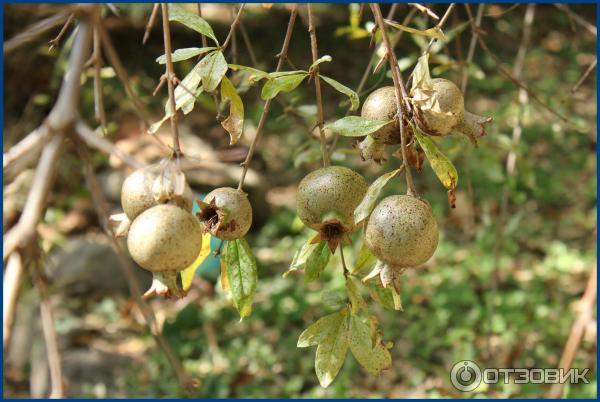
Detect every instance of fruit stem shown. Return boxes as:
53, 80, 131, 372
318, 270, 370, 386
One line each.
339, 245, 349, 278
371, 4, 417, 196
237, 5, 298, 191
161, 4, 181, 156
307, 4, 330, 168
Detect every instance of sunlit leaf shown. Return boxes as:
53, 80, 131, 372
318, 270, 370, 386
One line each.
284, 240, 319, 277
228, 64, 270, 84
260, 73, 307, 100
320, 75, 360, 111
354, 168, 401, 224
298, 309, 346, 348
198, 50, 228, 92
349, 315, 392, 376
304, 241, 331, 283
180, 232, 212, 291
220, 76, 244, 145
384, 19, 446, 40
267, 70, 307, 78
411, 122, 458, 190
156, 47, 216, 64
366, 280, 398, 310
168, 4, 218, 45
410, 54, 433, 95
346, 277, 368, 315
324, 116, 392, 137
352, 242, 377, 276
310, 55, 332, 70
223, 238, 257, 319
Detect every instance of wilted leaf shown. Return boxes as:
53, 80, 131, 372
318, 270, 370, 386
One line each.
320, 75, 360, 111
352, 242, 377, 276
309, 55, 332, 70
220, 259, 230, 292
223, 238, 257, 319
267, 70, 307, 78
410, 54, 433, 94
354, 168, 401, 224
412, 123, 458, 190
228, 64, 270, 84
168, 4, 218, 45
384, 19, 446, 40
304, 241, 331, 283
198, 50, 228, 92
156, 47, 216, 64
298, 309, 347, 348
314, 308, 350, 388
220, 76, 244, 145
349, 315, 392, 376
346, 277, 368, 314
260, 73, 307, 100
180, 232, 212, 291
324, 116, 392, 137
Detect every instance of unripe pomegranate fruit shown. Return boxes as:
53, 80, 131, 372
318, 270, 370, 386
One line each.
197, 187, 252, 240
361, 86, 400, 145
365, 195, 438, 268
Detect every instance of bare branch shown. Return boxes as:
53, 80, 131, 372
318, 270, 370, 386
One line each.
4, 9, 72, 55
76, 121, 144, 169
143, 3, 160, 45
3, 125, 51, 182
161, 4, 181, 155
92, 21, 107, 132
307, 4, 330, 167
3, 252, 24, 353
423, 3, 455, 55
461, 4, 485, 93
238, 19, 258, 67
555, 4, 597, 37
408, 3, 439, 21
221, 4, 246, 51
564, 58, 597, 101
48, 12, 75, 51
371, 3, 416, 196
237, 5, 298, 191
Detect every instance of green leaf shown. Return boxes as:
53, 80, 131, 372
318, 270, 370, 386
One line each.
220, 76, 244, 145
198, 50, 228, 92
228, 64, 270, 84
260, 73, 307, 100
156, 47, 216, 64
411, 122, 458, 190
352, 242, 377, 276
223, 238, 257, 319
180, 233, 212, 291
384, 19, 446, 40
304, 241, 331, 283
354, 168, 401, 224
309, 55, 332, 70
168, 4, 218, 45
315, 308, 350, 388
349, 315, 392, 376
297, 309, 346, 347
366, 280, 398, 311
324, 116, 392, 137
346, 277, 368, 315
320, 75, 359, 111
284, 241, 319, 277
267, 70, 307, 78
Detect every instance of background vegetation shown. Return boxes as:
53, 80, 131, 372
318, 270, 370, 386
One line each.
3, 3, 597, 398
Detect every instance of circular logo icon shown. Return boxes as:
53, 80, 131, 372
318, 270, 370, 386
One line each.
450, 360, 482, 392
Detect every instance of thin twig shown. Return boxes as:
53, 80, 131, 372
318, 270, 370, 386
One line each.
222, 4, 246, 51
230, 5, 239, 65
48, 12, 75, 51
547, 266, 597, 398
307, 4, 330, 167
484, 4, 520, 18
3, 252, 24, 353
32, 257, 65, 398
76, 121, 144, 169
3, 125, 51, 182
161, 4, 181, 155
564, 58, 597, 101
4, 9, 72, 55
408, 3, 439, 20
238, 19, 258, 67
76, 140, 196, 394
92, 21, 107, 132
461, 4, 485, 93
423, 3, 455, 55
143, 3, 160, 45
237, 5, 298, 190
555, 4, 597, 36
339, 246, 349, 278
371, 3, 416, 196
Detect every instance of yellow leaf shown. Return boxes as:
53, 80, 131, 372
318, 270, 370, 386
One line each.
384, 19, 446, 41
180, 232, 212, 291
220, 258, 230, 292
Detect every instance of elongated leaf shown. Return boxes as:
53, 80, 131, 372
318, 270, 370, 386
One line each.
346, 277, 368, 314
384, 19, 446, 40
156, 47, 216, 64
325, 116, 392, 137
310, 55, 332, 70
304, 241, 331, 283
410, 54, 433, 94
298, 309, 346, 347
180, 232, 213, 291
352, 242, 377, 275
228, 64, 269, 84
354, 168, 401, 224
315, 308, 350, 388
412, 123, 458, 190
320, 75, 360, 111
366, 280, 398, 311
199, 50, 228, 92
223, 238, 257, 319
168, 4, 218, 45
284, 241, 319, 277
349, 315, 392, 376
220, 76, 244, 145
260, 73, 307, 100
267, 70, 307, 79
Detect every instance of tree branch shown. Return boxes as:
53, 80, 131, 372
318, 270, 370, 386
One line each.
161, 4, 181, 155
76, 121, 144, 169
4, 9, 72, 55
237, 5, 298, 190
461, 4, 485, 93
3, 252, 24, 353
142, 3, 160, 45
221, 4, 246, 51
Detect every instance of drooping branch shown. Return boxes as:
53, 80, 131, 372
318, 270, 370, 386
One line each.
237, 5, 299, 191
307, 4, 330, 167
